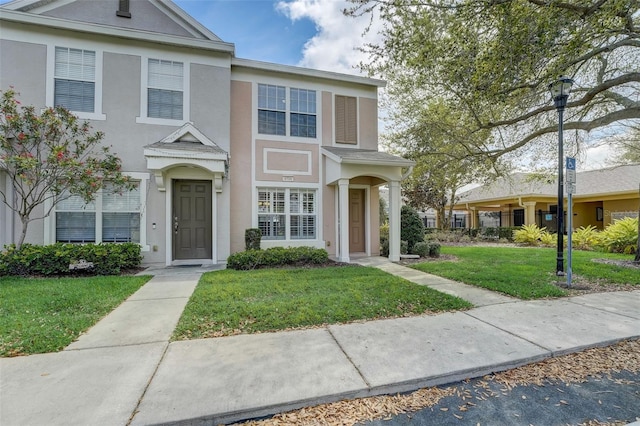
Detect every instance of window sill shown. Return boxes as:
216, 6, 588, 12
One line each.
256, 133, 319, 144
261, 239, 325, 249
136, 116, 188, 126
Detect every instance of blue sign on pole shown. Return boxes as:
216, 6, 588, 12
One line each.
566, 157, 576, 170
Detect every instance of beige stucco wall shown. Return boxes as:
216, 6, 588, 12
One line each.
229, 80, 253, 254
322, 182, 336, 257
255, 140, 319, 183
322, 91, 333, 147
358, 97, 378, 150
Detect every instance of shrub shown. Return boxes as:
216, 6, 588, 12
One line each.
380, 223, 390, 257
428, 242, 441, 257
412, 241, 430, 257
401, 206, 425, 253
513, 224, 546, 246
571, 225, 600, 250
226, 246, 329, 270
539, 232, 556, 247
400, 240, 409, 255
0, 243, 142, 276
380, 239, 390, 257
245, 228, 262, 251
599, 217, 638, 254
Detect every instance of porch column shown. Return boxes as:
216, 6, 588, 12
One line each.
338, 179, 350, 263
469, 207, 477, 229
523, 201, 537, 225
388, 180, 401, 262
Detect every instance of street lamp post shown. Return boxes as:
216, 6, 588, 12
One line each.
548, 76, 574, 276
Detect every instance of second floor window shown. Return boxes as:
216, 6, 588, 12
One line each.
335, 95, 357, 144
258, 84, 316, 138
148, 59, 183, 120
54, 47, 95, 113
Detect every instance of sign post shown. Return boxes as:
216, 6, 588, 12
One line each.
565, 157, 576, 287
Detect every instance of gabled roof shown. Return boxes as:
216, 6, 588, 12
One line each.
457, 164, 640, 204
0, 0, 235, 54
145, 123, 228, 157
322, 147, 414, 167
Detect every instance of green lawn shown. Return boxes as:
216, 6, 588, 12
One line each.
0, 275, 150, 356
411, 246, 639, 299
173, 265, 471, 340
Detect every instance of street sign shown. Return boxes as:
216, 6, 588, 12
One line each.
566, 157, 576, 184
566, 182, 576, 194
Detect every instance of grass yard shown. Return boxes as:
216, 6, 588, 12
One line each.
173, 265, 471, 340
412, 246, 639, 299
0, 275, 150, 357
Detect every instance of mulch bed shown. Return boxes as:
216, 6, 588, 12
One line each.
238, 340, 640, 426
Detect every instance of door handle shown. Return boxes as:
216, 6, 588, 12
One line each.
174, 216, 179, 234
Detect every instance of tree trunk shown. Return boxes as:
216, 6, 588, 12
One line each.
16, 216, 28, 250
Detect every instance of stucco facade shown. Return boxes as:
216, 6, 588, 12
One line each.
0, 0, 413, 265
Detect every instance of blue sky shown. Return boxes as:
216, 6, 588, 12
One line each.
174, 0, 318, 66
0, 0, 377, 74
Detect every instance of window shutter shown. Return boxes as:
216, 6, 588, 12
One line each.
335, 95, 357, 144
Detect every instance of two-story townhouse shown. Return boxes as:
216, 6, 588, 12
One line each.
0, 0, 413, 266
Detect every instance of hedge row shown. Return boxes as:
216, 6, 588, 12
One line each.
0, 243, 142, 276
227, 246, 329, 270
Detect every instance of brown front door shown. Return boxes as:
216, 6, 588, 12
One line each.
349, 188, 366, 253
173, 180, 212, 260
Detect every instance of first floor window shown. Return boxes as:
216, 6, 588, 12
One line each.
56, 182, 141, 243
257, 188, 317, 240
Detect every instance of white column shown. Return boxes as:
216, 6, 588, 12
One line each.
338, 179, 350, 263
388, 180, 401, 262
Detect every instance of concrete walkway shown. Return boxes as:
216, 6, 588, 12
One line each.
1, 260, 639, 426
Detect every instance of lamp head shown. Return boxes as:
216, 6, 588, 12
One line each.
548, 76, 574, 100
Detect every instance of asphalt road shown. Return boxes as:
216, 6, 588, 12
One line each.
365, 370, 640, 426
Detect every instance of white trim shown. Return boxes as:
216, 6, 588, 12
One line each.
263, 148, 312, 176
233, 58, 385, 88
46, 43, 106, 120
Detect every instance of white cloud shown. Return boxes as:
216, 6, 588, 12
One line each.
276, 0, 382, 75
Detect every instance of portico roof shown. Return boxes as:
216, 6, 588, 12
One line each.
321, 147, 414, 186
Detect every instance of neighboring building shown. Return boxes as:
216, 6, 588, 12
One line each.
451, 164, 640, 231
0, 0, 414, 264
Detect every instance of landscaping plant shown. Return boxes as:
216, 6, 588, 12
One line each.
599, 217, 639, 255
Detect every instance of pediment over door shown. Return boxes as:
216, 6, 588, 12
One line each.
144, 123, 228, 191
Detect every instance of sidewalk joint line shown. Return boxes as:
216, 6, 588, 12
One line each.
127, 342, 171, 426
462, 311, 553, 354
327, 327, 372, 388
565, 298, 640, 320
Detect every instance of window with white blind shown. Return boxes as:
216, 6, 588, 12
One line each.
56, 183, 141, 243
257, 188, 316, 240
147, 59, 183, 120
258, 84, 316, 138
54, 47, 96, 113
335, 95, 357, 144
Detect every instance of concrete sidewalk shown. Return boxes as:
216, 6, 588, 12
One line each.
1, 261, 639, 426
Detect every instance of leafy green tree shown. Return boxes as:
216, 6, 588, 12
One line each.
0, 89, 133, 248
388, 99, 496, 229
400, 205, 425, 253
346, 0, 639, 162
379, 196, 389, 224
